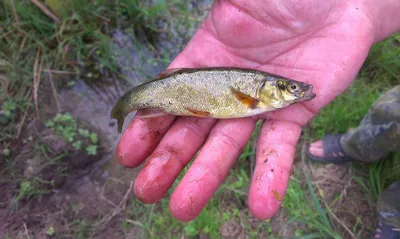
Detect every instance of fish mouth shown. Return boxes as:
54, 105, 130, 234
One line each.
302, 85, 316, 101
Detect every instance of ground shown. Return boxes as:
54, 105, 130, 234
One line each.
0, 1, 399, 239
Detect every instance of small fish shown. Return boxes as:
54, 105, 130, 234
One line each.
111, 67, 316, 133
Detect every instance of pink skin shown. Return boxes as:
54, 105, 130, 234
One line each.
116, 0, 386, 221
308, 140, 325, 158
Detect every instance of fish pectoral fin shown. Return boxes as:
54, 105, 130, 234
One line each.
230, 87, 260, 109
135, 108, 169, 119
155, 68, 187, 80
185, 107, 212, 117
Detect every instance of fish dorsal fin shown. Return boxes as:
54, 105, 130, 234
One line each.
230, 87, 260, 109
154, 68, 186, 80
185, 107, 212, 117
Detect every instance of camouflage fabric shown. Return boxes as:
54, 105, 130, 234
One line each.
341, 84, 400, 162
340, 85, 400, 229
377, 180, 400, 229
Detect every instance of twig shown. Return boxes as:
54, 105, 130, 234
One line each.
33, 48, 43, 118
61, 43, 70, 62
16, 107, 29, 139
29, 0, 60, 23
95, 180, 134, 228
23, 222, 30, 239
125, 219, 147, 229
100, 178, 119, 208
19, 36, 27, 53
336, 170, 353, 206
33, 48, 40, 118
91, 12, 111, 23
10, 0, 20, 26
43, 69, 78, 75
48, 72, 61, 113
326, 204, 357, 239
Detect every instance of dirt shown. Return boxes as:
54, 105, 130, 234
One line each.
242, 144, 377, 239
310, 162, 376, 238
0, 30, 145, 238
0, 113, 139, 238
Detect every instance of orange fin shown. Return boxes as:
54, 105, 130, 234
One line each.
230, 87, 259, 109
155, 68, 186, 80
136, 108, 169, 119
185, 107, 212, 117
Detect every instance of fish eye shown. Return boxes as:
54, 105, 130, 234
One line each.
287, 82, 299, 93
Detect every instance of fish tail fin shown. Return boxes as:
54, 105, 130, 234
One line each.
110, 100, 129, 134
116, 114, 124, 134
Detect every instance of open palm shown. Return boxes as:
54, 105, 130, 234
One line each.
116, 0, 375, 221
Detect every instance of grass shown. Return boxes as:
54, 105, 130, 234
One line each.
0, 0, 197, 151
1, 0, 400, 238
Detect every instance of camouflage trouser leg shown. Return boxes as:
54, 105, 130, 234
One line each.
340, 84, 400, 162
377, 180, 400, 229
340, 85, 400, 228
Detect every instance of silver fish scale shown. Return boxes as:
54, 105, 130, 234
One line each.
131, 69, 268, 118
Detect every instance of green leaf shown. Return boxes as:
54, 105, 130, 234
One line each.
2, 100, 17, 111
90, 133, 98, 144
72, 140, 82, 150
47, 226, 55, 236
184, 223, 197, 236
86, 145, 97, 155
78, 129, 90, 138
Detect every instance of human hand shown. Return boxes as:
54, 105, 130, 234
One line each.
115, 0, 395, 221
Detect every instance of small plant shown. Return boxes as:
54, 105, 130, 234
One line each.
1, 99, 17, 119
14, 180, 48, 202
45, 113, 99, 155
47, 226, 55, 236
0, 99, 18, 125
45, 113, 77, 143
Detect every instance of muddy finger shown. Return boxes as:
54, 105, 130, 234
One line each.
133, 117, 217, 203
116, 113, 176, 168
248, 120, 301, 220
169, 118, 255, 222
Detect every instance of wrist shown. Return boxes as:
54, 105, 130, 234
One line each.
361, 0, 400, 43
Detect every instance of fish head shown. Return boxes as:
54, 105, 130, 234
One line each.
258, 78, 316, 108
276, 79, 316, 104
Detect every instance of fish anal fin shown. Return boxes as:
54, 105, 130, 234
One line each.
185, 107, 212, 117
230, 87, 260, 109
136, 108, 169, 119
155, 68, 186, 80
